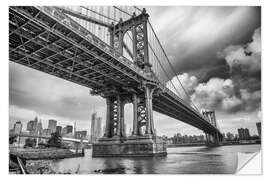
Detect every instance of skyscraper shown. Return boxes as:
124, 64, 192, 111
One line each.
13, 121, 22, 134
66, 125, 73, 134
238, 128, 251, 140
61, 125, 73, 137
27, 116, 38, 134
90, 112, 102, 142
256, 122, 261, 138
48, 119, 57, 133
37, 120, 43, 133
74, 120, 77, 136
56, 126, 62, 134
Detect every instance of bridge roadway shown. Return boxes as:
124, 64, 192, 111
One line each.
10, 132, 89, 143
9, 6, 222, 137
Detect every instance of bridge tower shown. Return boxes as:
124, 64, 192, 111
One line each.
202, 110, 223, 146
92, 8, 166, 157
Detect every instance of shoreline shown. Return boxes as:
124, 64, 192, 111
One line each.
167, 142, 261, 148
9, 147, 84, 161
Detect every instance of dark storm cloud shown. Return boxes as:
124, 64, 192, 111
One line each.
148, 6, 261, 80
168, 27, 261, 114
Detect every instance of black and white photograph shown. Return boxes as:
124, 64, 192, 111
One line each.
7, 2, 263, 175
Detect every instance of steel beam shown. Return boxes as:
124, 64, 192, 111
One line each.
58, 7, 113, 28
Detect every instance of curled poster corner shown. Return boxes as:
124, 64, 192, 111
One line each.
236, 150, 262, 175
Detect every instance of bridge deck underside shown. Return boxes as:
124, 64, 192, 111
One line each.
9, 6, 222, 137
153, 93, 220, 135
9, 6, 147, 92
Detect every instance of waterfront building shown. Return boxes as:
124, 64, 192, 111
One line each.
56, 126, 62, 134
62, 132, 73, 138
90, 112, 102, 143
256, 122, 261, 138
62, 125, 73, 135
12, 121, 22, 134
42, 128, 52, 136
66, 125, 73, 134
75, 130, 87, 139
62, 126, 67, 135
238, 128, 251, 140
48, 119, 57, 133
172, 133, 205, 144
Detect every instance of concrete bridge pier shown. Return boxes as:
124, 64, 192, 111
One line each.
92, 84, 167, 157
205, 132, 222, 146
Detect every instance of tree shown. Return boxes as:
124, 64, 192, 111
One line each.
9, 135, 17, 144
47, 132, 63, 148
24, 138, 36, 148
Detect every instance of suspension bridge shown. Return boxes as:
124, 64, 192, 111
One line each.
9, 6, 223, 156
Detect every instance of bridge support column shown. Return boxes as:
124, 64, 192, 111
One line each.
92, 90, 166, 157
145, 84, 155, 135
120, 97, 126, 137
205, 132, 222, 146
132, 93, 138, 135
104, 97, 111, 138
116, 95, 122, 137
92, 8, 166, 157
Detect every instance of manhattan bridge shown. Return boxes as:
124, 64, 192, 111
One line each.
9, 6, 223, 156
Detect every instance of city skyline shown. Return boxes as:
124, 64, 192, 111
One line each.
9, 115, 94, 136
10, 115, 261, 139
9, 6, 261, 137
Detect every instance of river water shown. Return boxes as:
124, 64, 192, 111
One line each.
51, 144, 261, 174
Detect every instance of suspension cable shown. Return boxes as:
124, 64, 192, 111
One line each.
70, 6, 199, 111
133, 6, 199, 111
116, 6, 186, 101
147, 21, 200, 112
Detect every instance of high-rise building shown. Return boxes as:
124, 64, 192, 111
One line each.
90, 112, 102, 142
62, 126, 67, 135
75, 130, 87, 139
37, 120, 43, 133
56, 126, 62, 134
26, 121, 33, 131
256, 122, 261, 138
61, 125, 73, 137
27, 116, 38, 134
238, 128, 251, 140
73, 121, 77, 136
13, 121, 22, 134
66, 125, 73, 134
48, 119, 57, 133
42, 128, 52, 136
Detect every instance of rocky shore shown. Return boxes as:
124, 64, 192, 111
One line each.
9, 147, 84, 174
9, 147, 84, 160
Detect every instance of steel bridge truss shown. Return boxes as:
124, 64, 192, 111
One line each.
9, 6, 223, 144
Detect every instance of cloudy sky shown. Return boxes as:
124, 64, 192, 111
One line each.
9, 6, 261, 137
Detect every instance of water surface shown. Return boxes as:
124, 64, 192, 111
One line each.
51, 144, 261, 174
